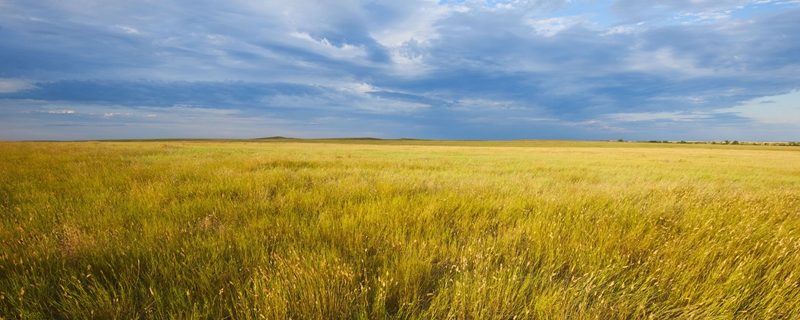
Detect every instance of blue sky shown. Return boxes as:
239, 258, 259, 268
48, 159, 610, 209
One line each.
1, 0, 798, 140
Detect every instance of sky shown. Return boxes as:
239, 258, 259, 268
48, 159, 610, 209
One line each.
1, 0, 799, 141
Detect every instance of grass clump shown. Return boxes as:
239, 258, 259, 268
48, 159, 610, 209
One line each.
1, 140, 799, 318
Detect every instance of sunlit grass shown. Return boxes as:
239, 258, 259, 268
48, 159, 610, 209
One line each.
1, 140, 799, 318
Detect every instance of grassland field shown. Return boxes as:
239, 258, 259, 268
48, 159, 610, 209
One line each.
1, 139, 799, 319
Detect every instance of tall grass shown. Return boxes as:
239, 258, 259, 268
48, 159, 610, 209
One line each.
1, 140, 799, 318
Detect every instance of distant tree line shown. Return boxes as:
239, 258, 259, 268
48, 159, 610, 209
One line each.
614, 140, 799, 146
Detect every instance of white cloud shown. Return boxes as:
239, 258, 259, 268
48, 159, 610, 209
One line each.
114, 25, 141, 34
606, 111, 713, 122
354, 98, 429, 113
525, 16, 587, 36
559, 119, 627, 132
454, 99, 530, 111
515, 117, 558, 121
370, 2, 461, 46
103, 112, 133, 118
0, 79, 35, 93
715, 90, 800, 125
339, 82, 378, 94
676, 10, 732, 24
289, 32, 368, 59
626, 48, 714, 77
366, 2, 467, 75
602, 90, 800, 138
602, 23, 646, 35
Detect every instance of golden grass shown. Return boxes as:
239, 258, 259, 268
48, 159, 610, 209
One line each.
1, 140, 799, 318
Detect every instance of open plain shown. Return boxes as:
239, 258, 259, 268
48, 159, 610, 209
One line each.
1, 140, 799, 318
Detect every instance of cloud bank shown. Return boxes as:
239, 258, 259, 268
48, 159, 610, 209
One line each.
1, 0, 798, 140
